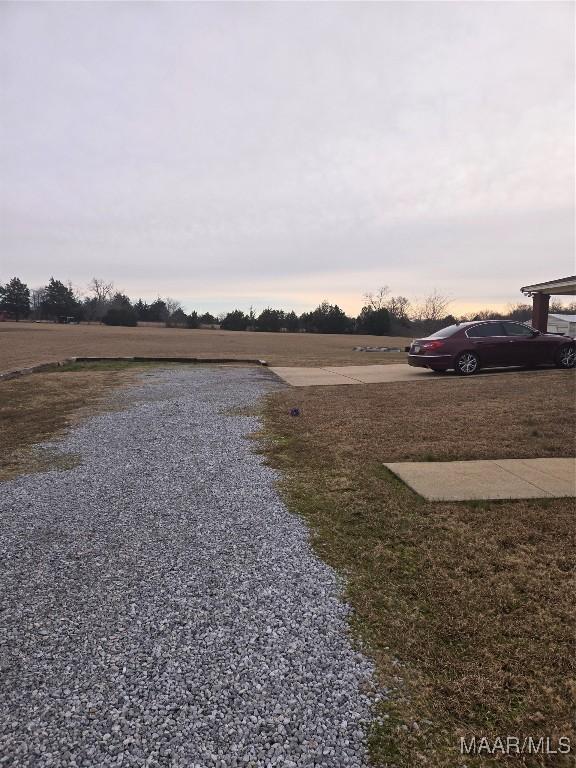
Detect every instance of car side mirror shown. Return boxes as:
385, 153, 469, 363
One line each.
530, 330, 540, 337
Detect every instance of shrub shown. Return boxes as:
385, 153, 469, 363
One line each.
102, 307, 138, 326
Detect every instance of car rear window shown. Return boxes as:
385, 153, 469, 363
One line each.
427, 324, 461, 339
503, 322, 534, 337
466, 322, 506, 337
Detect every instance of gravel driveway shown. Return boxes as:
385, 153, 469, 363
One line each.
0, 367, 376, 768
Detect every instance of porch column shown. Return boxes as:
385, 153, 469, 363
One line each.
532, 292, 550, 332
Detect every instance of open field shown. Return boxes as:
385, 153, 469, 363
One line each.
0, 321, 407, 373
261, 370, 576, 767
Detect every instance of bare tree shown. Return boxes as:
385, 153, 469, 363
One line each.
363, 286, 390, 311
387, 295, 411, 320
30, 287, 46, 317
461, 308, 503, 321
88, 277, 114, 303
550, 299, 576, 314
505, 302, 532, 321
84, 278, 115, 322
411, 289, 451, 322
165, 297, 183, 317
66, 281, 84, 303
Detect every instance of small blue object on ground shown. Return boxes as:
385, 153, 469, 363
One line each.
290, 408, 300, 417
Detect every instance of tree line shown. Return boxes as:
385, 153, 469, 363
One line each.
1, 276, 574, 335
0, 277, 417, 334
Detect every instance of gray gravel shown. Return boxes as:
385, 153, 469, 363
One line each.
0, 367, 377, 767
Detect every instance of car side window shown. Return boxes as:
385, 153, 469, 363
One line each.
503, 322, 533, 337
467, 323, 505, 337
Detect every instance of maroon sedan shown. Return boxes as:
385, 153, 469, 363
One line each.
407, 320, 576, 375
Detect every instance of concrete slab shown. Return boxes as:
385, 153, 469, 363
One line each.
271, 363, 437, 386
518, 457, 576, 483
270, 363, 575, 387
383, 458, 576, 501
325, 364, 436, 383
491, 459, 576, 496
270, 367, 361, 386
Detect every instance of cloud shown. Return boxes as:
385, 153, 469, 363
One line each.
1, 2, 573, 313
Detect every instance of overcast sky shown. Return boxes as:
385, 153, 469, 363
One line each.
1, 1, 574, 316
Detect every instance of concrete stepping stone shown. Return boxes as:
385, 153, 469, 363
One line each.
383, 457, 576, 501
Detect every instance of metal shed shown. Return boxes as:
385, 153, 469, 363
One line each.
547, 314, 576, 336
520, 275, 576, 332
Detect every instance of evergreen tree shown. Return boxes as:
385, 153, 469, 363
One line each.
0, 277, 31, 320
134, 299, 150, 321
148, 299, 168, 323
221, 310, 249, 331
110, 292, 132, 310
186, 311, 200, 329
40, 278, 81, 320
255, 308, 284, 332
82, 296, 101, 322
166, 308, 188, 327
284, 311, 300, 332
301, 302, 353, 333
356, 306, 391, 335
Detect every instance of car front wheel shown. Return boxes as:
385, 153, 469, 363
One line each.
555, 343, 576, 369
454, 351, 480, 376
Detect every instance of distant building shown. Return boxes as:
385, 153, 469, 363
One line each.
547, 314, 576, 337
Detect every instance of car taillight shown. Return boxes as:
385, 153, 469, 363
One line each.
421, 340, 445, 350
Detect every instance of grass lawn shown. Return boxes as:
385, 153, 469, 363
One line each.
260, 369, 576, 767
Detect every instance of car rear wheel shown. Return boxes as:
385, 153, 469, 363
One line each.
555, 343, 576, 369
454, 351, 479, 376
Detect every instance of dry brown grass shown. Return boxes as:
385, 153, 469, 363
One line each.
0, 365, 138, 481
0, 321, 407, 372
261, 370, 576, 767
272, 369, 576, 463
